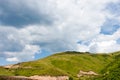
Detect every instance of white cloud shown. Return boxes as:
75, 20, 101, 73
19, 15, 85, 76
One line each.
4, 44, 40, 62
89, 40, 120, 53
87, 29, 120, 53
0, 26, 40, 62
6, 57, 19, 62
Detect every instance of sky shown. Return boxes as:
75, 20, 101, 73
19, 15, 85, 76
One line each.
0, 0, 120, 65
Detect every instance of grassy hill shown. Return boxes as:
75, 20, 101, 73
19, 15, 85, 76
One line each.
0, 51, 120, 80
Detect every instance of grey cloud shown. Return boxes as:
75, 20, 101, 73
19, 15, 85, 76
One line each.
33, 40, 78, 53
0, 26, 40, 62
106, 2, 120, 16
0, 26, 25, 60
0, 0, 53, 27
0, 27, 24, 52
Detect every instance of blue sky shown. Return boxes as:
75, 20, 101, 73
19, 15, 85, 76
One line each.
0, 0, 120, 65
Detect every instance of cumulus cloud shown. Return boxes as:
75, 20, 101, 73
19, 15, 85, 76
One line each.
0, 0, 54, 27
79, 29, 120, 53
0, 26, 40, 62
0, 27, 24, 52
6, 57, 19, 62
0, 0, 120, 64
89, 40, 120, 53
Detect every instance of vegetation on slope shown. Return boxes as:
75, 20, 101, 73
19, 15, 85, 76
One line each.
92, 51, 120, 80
0, 67, 13, 76
0, 51, 119, 80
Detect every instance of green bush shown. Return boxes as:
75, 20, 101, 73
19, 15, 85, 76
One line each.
69, 76, 73, 80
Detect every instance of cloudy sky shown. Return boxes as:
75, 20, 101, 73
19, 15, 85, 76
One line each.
0, 0, 120, 65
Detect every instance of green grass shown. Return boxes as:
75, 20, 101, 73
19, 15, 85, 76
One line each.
92, 53, 120, 80
0, 67, 14, 76
0, 51, 120, 80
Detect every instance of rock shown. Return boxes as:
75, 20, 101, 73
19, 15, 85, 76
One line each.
29, 75, 69, 80
77, 70, 98, 77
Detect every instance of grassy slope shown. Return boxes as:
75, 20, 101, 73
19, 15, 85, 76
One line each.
0, 67, 13, 76
92, 51, 120, 80
0, 51, 118, 79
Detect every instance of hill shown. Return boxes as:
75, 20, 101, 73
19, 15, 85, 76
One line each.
0, 51, 120, 80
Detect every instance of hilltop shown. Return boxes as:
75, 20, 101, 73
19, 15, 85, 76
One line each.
0, 51, 120, 80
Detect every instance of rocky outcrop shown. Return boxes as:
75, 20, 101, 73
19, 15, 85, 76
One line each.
0, 76, 69, 80
3, 64, 19, 69
77, 70, 98, 77
29, 75, 69, 80
0, 76, 33, 80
